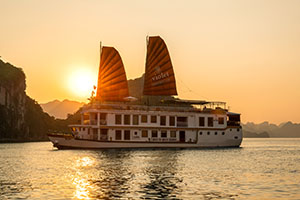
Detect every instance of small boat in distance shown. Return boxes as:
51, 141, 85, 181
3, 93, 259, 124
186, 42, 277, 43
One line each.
48, 36, 242, 149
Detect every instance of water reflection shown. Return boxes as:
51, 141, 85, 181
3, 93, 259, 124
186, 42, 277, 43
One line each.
70, 151, 133, 199
2, 141, 300, 199
91, 151, 132, 199
140, 150, 182, 199
72, 156, 96, 199
76, 156, 95, 167
73, 175, 93, 200
70, 150, 182, 199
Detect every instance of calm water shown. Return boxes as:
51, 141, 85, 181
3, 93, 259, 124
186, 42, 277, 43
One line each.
1, 139, 300, 200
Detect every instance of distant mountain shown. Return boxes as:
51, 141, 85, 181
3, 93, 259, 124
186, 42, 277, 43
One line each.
242, 121, 300, 138
243, 130, 270, 138
272, 122, 300, 138
41, 74, 148, 120
128, 74, 144, 98
41, 99, 84, 119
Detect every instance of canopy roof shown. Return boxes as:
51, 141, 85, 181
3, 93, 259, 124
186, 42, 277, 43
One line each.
162, 99, 226, 105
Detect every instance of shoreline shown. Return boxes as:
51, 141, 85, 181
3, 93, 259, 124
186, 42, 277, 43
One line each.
0, 138, 49, 143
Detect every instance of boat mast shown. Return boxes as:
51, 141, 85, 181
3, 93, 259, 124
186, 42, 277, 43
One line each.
100, 41, 102, 55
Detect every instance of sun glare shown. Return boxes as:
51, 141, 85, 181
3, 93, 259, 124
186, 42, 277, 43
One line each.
68, 68, 96, 98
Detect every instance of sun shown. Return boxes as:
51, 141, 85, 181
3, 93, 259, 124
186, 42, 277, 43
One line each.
68, 68, 96, 98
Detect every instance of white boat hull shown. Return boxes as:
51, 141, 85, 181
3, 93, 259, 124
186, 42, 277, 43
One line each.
48, 134, 242, 149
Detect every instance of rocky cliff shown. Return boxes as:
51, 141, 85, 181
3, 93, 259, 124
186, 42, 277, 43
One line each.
0, 59, 28, 140
0, 59, 78, 142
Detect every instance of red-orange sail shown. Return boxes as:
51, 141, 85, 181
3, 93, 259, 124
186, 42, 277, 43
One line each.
96, 46, 129, 101
143, 36, 177, 96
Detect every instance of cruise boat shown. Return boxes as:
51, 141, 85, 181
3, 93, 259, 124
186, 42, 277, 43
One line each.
48, 36, 242, 149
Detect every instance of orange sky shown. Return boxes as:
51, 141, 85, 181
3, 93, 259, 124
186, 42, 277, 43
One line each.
1, 0, 300, 124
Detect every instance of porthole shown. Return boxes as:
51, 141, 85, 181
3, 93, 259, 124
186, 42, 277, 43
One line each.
222, 132, 225, 135
215, 132, 217, 135
230, 129, 232, 131
207, 132, 210, 135
199, 132, 202, 135
237, 128, 240, 132
234, 136, 238, 139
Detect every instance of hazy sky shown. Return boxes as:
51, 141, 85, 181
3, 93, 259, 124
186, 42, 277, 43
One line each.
1, 0, 300, 124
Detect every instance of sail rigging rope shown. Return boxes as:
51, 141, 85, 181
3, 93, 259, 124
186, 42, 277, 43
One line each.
176, 74, 209, 100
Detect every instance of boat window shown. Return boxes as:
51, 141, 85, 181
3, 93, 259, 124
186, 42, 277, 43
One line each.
160, 116, 166, 126
83, 113, 89, 119
218, 117, 224, 124
208, 117, 213, 127
100, 113, 107, 119
169, 116, 175, 126
161, 130, 167, 137
227, 114, 241, 126
100, 129, 108, 141
124, 130, 130, 140
93, 128, 98, 140
179, 131, 185, 142
94, 113, 98, 121
199, 132, 202, 135
115, 130, 122, 140
151, 116, 157, 123
199, 117, 205, 126
142, 130, 148, 137
90, 113, 97, 125
207, 131, 210, 135
152, 130, 158, 137
141, 115, 148, 123
177, 117, 188, 127
115, 115, 122, 125
100, 113, 107, 125
83, 113, 89, 125
170, 131, 176, 138
222, 132, 225, 135
215, 132, 218, 135
237, 128, 240, 132
124, 115, 130, 125
133, 115, 139, 125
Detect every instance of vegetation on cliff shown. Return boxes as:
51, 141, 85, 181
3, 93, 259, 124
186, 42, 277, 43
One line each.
0, 59, 25, 86
0, 59, 80, 142
24, 96, 80, 140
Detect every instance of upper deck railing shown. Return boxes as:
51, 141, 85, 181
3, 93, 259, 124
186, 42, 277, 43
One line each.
82, 101, 227, 115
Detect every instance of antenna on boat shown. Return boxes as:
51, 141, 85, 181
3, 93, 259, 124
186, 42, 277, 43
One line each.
100, 41, 102, 55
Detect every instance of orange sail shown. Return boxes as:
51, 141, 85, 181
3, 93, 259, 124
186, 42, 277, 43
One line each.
143, 36, 177, 96
96, 46, 129, 101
